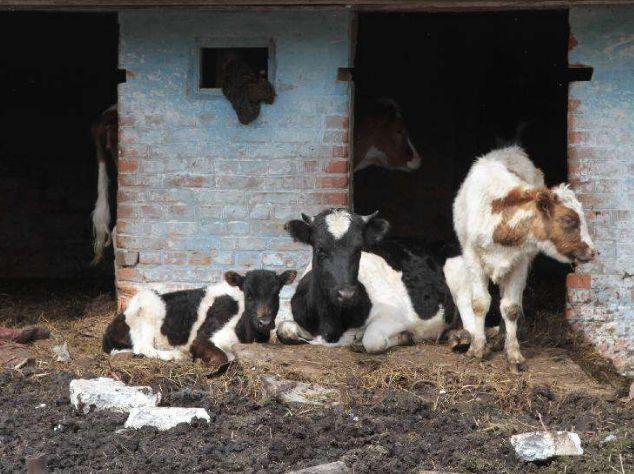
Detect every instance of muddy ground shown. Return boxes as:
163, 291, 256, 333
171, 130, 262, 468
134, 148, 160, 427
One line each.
0, 279, 632, 473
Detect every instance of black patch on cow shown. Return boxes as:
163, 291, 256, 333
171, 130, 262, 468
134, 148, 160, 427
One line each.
368, 240, 456, 322
196, 295, 240, 342
159, 288, 206, 346
102, 313, 132, 353
290, 270, 372, 343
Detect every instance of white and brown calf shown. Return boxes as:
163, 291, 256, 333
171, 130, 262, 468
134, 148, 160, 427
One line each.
354, 98, 422, 173
444, 145, 595, 372
102, 270, 297, 365
91, 104, 118, 264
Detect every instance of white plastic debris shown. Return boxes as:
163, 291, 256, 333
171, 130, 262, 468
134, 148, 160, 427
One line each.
603, 434, 617, 443
511, 431, 583, 461
52, 342, 71, 363
35, 403, 46, 409
70, 377, 160, 414
124, 407, 210, 431
287, 461, 351, 474
262, 377, 339, 406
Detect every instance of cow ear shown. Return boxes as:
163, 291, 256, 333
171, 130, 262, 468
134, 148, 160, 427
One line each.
278, 270, 298, 287
536, 190, 555, 218
364, 217, 390, 246
224, 271, 244, 289
285, 220, 311, 244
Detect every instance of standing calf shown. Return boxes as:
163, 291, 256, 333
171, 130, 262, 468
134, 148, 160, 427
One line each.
103, 270, 297, 365
444, 146, 595, 372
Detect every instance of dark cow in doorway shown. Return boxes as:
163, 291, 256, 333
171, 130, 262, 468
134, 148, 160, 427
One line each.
354, 98, 422, 173
91, 104, 118, 264
277, 209, 456, 353
102, 269, 297, 365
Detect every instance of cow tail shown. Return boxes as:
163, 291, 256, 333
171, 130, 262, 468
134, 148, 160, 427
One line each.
91, 135, 111, 265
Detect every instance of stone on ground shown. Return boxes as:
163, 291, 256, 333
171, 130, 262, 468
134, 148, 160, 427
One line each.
287, 461, 351, 473
70, 377, 160, 414
52, 342, 71, 363
262, 376, 339, 406
124, 407, 210, 431
511, 431, 583, 461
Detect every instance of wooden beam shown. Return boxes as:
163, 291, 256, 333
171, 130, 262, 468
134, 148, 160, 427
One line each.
0, 0, 633, 12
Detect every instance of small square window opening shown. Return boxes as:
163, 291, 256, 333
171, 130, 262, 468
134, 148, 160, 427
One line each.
199, 47, 269, 89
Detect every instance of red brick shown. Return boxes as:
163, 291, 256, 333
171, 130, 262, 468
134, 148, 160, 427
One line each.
568, 99, 581, 112
325, 115, 349, 129
567, 273, 591, 289
320, 192, 348, 206
119, 159, 139, 173
190, 252, 212, 265
139, 251, 161, 265
303, 161, 318, 173
332, 146, 348, 158
324, 160, 348, 174
140, 204, 163, 219
316, 176, 349, 189
164, 252, 188, 265
568, 131, 590, 145
117, 267, 142, 282
167, 175, 210, 188
117, 205, 136, 218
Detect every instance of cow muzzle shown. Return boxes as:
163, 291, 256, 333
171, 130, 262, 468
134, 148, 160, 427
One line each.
336, 286, 357, 304
574, 247, 596, 263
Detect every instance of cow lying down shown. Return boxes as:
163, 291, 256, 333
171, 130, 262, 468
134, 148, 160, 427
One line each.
102, 270, 297, 365
277, 209, 457, 353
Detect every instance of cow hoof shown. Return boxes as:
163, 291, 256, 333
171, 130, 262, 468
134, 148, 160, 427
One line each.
447, 329, 472, 353
349, 339, 366, 353
466, 344, 490, 361
398, 331, 415, 347
508, 361, 528, 374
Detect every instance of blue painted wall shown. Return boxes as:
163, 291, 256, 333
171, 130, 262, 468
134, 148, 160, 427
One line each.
568, 5, 634, 376
116, 11, 353, 315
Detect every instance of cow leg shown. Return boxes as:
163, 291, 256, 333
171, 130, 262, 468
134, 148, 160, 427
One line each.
361, 314, 410, 354
190, 338, 229, 366
276, 320, 313, 345
462, 250, 491, 360
499, 259, 529, 373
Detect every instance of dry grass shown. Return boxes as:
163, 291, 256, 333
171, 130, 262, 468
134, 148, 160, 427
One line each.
0, 278, 628, 412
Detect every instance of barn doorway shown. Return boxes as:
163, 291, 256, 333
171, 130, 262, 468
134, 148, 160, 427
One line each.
0, 13, 120, 310
353, 11, 570, 322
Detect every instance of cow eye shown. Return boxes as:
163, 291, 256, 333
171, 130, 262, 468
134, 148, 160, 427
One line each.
315, 248, 328, 259
561, 215, 579, 229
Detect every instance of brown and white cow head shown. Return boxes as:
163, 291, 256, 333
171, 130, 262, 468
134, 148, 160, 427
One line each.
492, 184, 595, 264
354, 98, 421, 173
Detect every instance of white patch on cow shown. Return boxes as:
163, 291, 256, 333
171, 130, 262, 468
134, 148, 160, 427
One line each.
308, 329, 357, 347
325, 209, 352, 240
354, 145, 389, 172
209, 282, 245, 361
124, 290, 168, 359
91, 159, 111, 264
405, 137, 422, 170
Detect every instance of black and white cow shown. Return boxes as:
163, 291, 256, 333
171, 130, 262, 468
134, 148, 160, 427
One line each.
277, 209, 456, 353
102, 269, 297, 365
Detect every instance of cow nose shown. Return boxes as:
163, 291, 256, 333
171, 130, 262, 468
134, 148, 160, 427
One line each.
337, 287, 356, 301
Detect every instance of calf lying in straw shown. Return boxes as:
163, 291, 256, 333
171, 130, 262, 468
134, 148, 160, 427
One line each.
103, 270, 297, 365
444, 146, 595, 372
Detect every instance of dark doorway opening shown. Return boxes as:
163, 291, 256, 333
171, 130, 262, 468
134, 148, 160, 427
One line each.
353, 11, 570, 318
0, 12, 120, 284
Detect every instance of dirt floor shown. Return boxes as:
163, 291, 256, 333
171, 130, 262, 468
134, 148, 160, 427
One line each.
0, 279, 632, 473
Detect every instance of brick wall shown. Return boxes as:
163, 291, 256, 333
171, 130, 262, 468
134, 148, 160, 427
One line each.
567, 6, 633, 376
116, 11, 352, 316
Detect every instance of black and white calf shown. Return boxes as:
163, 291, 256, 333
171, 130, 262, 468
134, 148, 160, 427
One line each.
102, 270, 297, 365
277, 209, 456, 353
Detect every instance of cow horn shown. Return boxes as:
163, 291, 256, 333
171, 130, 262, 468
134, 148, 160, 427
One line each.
361, 211, 379, 223
301, 213, 313, 224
